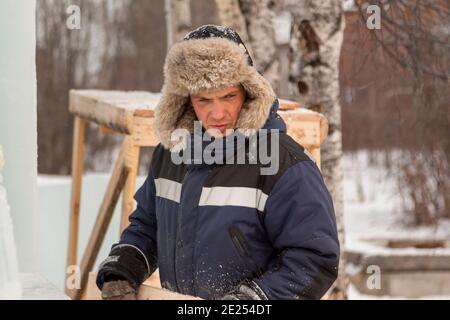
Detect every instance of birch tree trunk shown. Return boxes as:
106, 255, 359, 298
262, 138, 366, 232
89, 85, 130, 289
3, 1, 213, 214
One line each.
214, 0, 250, 43
165, 0, 192, 49
214, 0, 280, 92
286, 0, 347, 299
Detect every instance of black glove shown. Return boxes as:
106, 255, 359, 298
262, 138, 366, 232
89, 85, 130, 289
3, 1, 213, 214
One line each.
96, 244, 150, 292
220, 280, 269, 300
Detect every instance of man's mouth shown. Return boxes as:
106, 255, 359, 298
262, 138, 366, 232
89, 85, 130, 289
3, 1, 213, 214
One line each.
209, 124, 228, 131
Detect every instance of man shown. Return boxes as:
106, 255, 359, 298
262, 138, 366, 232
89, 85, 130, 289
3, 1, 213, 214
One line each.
96, 25, 339, 300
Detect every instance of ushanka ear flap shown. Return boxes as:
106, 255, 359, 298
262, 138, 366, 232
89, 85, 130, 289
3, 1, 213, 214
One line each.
236, 71, 276, 137
153, 92, 190, 149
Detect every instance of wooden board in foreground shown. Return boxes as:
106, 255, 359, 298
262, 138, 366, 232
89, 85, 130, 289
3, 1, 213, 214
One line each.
84, 272, 201, 300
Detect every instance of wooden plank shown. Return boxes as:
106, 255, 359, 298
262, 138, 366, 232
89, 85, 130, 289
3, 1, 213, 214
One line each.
120, 138, 140, 232
318, 114, 329, 145
67, 139, 131, 300
310, 147, 321, 170
278, 99, 300, 110
133, 109, 154, 117
98, 125, 119, 135
279, 109, 329, 167
283, 118, 321, 148
69, 90, 161, 133
132, 116, 160, 147
65, 116, 85, 296
279, 109, 329, 147
69, 90, 134, 134
85, 272, 201, 300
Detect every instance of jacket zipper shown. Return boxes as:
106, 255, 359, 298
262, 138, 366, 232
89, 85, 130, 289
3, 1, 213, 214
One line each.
228, 225, 264, 278
174, 167, 191, 292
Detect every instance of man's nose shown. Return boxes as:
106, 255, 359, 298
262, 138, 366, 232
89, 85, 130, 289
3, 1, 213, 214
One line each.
210, 102, 226, 120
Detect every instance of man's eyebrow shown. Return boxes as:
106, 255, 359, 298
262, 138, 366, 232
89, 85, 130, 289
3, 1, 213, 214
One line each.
192, 90, 240, 99
192, 95, 211, 99
220, 90, 240, 98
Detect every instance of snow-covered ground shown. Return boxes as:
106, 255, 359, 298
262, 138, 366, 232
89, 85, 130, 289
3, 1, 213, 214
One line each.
36, 173, 147, 292
33, 150, 450, 299
343, 151, 450, 300
347, 283, 450, 300
344, 151, 450, 240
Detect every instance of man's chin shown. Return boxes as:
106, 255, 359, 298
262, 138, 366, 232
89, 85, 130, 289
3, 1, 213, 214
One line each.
206, 127, 234, 138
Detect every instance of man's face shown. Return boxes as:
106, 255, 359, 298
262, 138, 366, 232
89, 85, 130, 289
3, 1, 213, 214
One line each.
190, 85, 246, 137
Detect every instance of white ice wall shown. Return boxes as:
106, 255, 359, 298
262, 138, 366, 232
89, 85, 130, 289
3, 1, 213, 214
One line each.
0, 146, 21, 298
0, 0, 38, 272
37, 174, 146, 290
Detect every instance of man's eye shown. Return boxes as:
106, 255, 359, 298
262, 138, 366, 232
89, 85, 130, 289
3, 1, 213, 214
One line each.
225, 94, 236, 99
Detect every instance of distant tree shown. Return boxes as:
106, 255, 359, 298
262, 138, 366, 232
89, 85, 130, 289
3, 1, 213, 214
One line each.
36, 0, 167, 174
165, 0, 192, 47
355, 0, 450, 225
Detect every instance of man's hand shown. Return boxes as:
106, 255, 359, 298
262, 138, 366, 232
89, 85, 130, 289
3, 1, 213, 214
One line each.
220, 280, 268, 300
101, 280, 137, 300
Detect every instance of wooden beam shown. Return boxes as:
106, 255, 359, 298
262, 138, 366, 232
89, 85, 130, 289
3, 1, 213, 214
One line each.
319, 115, 329, 145
69, 90, 134, 134
278, 98, 300, 110
98, 125, 119, 135
310, 147, 321, 170
278, 111, 328, 168
132, 116, 160, 147
68, 139, 131, 300
68, 90, 161, 134
120, 138, 140, 232
65, 116, 86, 296
280, 115, 321, 147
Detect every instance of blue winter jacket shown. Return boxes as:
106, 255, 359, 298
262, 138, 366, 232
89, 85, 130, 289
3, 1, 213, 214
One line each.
98, 99, 340, 300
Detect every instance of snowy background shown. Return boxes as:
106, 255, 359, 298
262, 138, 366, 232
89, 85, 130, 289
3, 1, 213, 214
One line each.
1, 0, 448, 300
343, 152, 450, 299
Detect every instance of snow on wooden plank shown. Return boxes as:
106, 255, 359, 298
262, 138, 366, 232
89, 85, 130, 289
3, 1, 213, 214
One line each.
69, 90, 162, 133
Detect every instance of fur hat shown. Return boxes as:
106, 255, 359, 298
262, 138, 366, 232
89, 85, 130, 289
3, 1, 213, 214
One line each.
154, 25, 276, 150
